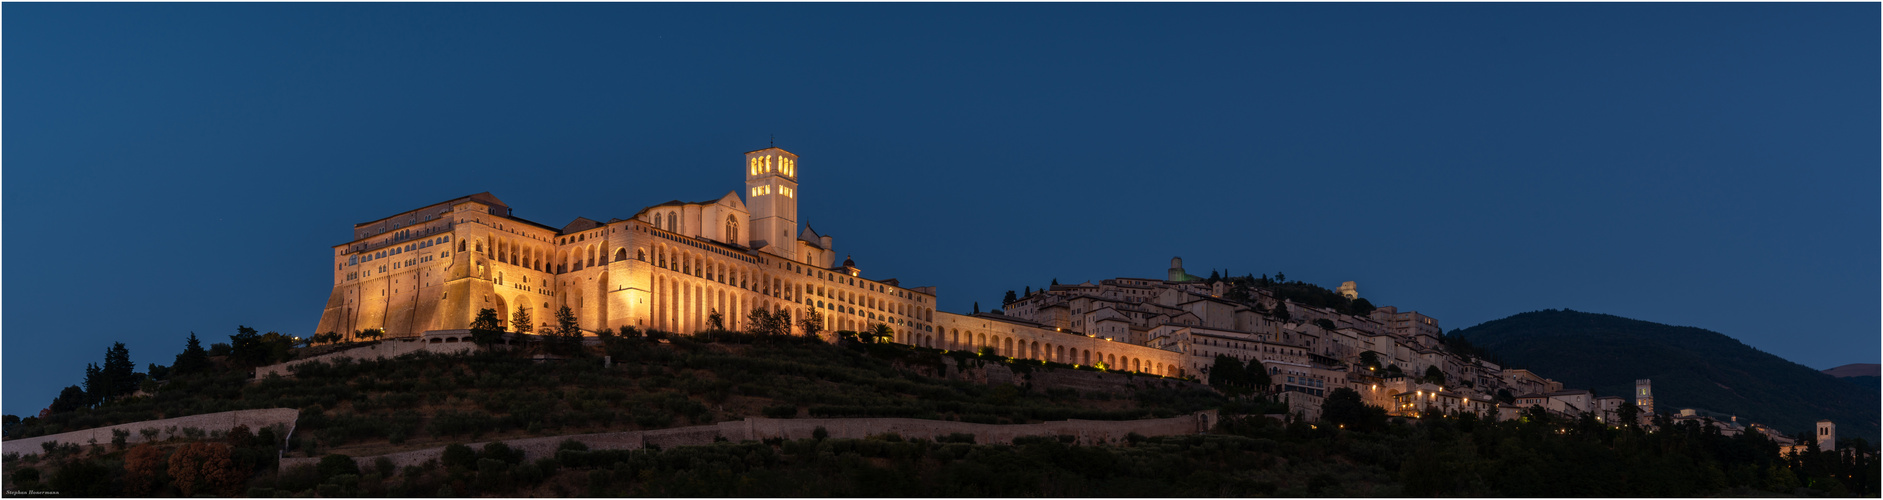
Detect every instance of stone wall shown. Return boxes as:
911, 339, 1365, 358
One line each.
281, 410, 1217, 472
3, 408, 299, 457
255, 338, 476, 378
933, 356, 1209, 396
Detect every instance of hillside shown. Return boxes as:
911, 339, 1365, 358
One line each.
5, 329, 1877, 497
1824, 364, 1881, 392
1822, 363, 1879, 378
5, 335, 1227, 451
1456, 309, 1879, 443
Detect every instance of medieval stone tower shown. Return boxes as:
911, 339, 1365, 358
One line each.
1635, 379, 1655, 416
1815, 420, 1836, 451
744, 147, 799, 259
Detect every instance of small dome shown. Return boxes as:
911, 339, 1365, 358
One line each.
843, 255, 855, 268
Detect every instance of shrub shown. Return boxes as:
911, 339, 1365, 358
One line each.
122, 444, 169, 495
441, 443, 477, 469
317, 454, 360, 480
475, 458, 511, 492
513, 462, 545, 486
275, 464, 320, 493
168, 442, 245, 497
480, 441, 525, 465
762, 405, 798, 419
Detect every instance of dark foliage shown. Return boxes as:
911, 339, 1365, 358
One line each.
1455, 309, 1879, 443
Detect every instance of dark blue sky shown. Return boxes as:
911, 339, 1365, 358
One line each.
5, 3, 1876, 414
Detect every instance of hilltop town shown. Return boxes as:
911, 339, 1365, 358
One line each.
3, 146, 1871, 498
992, 261, 1841, 453
303, 146, 1840, 452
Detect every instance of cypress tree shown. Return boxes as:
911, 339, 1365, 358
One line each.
173, 332, 210, 376
103, 342, 138, 397
82, 363, 105, 406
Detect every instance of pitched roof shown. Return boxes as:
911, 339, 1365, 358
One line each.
353, 191, 509, 227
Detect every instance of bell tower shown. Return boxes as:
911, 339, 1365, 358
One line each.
744, 147, 799, 260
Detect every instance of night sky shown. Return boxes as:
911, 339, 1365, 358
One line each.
4, 3, 1876, 414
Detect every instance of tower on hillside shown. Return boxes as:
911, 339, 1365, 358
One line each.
1167, 257, 1200, 282
1635, 379, 1655, 416
744, 147, 799, 259
1338, 281, 1359, 300
1816, 420, 1836, 451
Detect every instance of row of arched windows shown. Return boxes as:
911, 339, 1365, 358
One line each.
921, 326, 1180, 377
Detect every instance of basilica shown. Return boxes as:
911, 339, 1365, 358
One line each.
314, 147, 1188, 378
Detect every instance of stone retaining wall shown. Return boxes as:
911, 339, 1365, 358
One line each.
3, 408, 299, 457
281, 410, 1218, 471
256, 339, 476, 378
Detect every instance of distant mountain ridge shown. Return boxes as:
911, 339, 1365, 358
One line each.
1455, 309, 1878, 443
1823, 363, 1880, 378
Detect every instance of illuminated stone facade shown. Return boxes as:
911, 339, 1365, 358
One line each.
315, 148, 939, 344
312, 147, 1187, 377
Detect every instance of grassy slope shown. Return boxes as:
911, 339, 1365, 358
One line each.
1455, 309, 1879, 442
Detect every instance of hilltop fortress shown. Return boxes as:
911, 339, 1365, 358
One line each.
313, 147, 1814, 432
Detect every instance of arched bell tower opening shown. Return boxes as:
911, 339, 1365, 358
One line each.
744, 147, 799, 260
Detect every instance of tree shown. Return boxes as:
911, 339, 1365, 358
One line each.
1208, 355, 1251, 396
1273, 302, 1293, 322
511, 305, 534, 334
1347, 297, 1377, 316
1024, 286, 1031, 296
1051, 278, 1059, 286
1274, 272, 1285, 283
168, 441, 245, 497
553, 306, 581, 355
83, 363, 106, 406
469, 308, 505, 347
355, 328, 384, 342
866, 323, 894, 344
228, 326, 270, 367
101, 342, 141, 398
1423, 365, 1447, 386
146, 363, 170, 382
317, 454, 360, 481
1313, 318, 1337, 331
1208, 269, 1221, 281
1358, 351, 1384, 371
173, 332, 211, 376
745, 308, 789, 338
973, 302, 980, 314
796, 306, 824, 336
1320, 387, 1386, 432
1244, 358, 1272, 390
707, 309, 726, 331
123, 443, 170, 496
1618, 399, 1641, 427
1003, 290, 1018, 305
441, 443, 477, 469
49, 385, 88, 413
